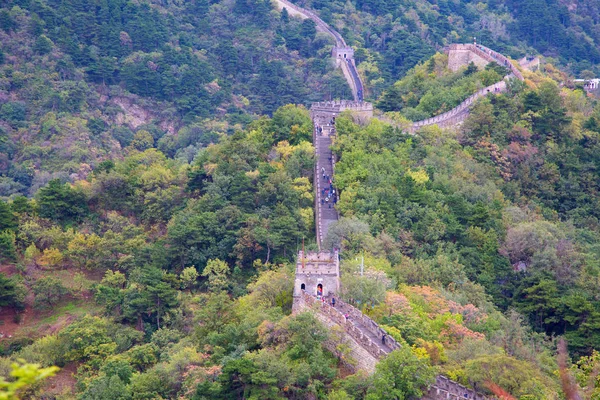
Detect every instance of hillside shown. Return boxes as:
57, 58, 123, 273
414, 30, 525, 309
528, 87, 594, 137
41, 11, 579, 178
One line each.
293, 0, 600, 101
2, 0, 600, 399
0, 0, 350, 198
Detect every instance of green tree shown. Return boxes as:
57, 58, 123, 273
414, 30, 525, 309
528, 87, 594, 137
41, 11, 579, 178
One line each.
367, 346, 435, 400
123, 267, 178, 329
0, 10, 16, 32
33, 35, 54, 55
80, 374, 131, 400
202, 259, 230, 292
269, 104, 312, 145
37, 180, 88, 225
0, 362, 59, 400
32, 277, 69, 310
129, 130, 154, 151
180, 266, 199, 290
0, 231, 17, 263
0, 273, 23, 312
0, 201, 17, 231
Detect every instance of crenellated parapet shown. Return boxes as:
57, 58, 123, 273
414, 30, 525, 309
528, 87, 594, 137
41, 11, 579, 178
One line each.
423, 376, 487, 400
295, 288, 489, 399
446, 43, 524, 81
311, 100, 373, 113
407, 43, 525, 132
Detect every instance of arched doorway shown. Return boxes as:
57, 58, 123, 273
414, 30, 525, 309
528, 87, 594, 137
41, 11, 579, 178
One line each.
301, 283, 305, 291
317, 283, 323, 297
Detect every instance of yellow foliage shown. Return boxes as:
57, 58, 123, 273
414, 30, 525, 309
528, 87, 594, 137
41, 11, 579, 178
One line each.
524, 78, 537, 89
245, 170, 260, 181
292, 177, 313, 201
416, 339, 448, 365
299, 207, 314, 232
405, 169, 429, 184
23, 244, 40, 265
411, 345, 430, 361
38, 248, 64, 269
203, 163, 218, 175
275, 140, 294, 159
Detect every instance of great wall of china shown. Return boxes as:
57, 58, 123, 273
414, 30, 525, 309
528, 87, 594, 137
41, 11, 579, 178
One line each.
274, 0, 530, 398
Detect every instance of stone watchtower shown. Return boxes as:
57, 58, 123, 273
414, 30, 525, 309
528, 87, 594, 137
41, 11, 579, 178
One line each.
332, 46, 354, 61
332, 46, 355, 68
292, 250, 340, 311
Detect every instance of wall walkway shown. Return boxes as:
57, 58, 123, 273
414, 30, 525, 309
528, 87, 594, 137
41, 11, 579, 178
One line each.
408, 44, 525, 131
274, 0, 364, 101
311, 109, 339, 249
297, 291, 487, 399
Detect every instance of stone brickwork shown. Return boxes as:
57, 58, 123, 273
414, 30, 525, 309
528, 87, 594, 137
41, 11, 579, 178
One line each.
447, 44, 490, 72
294, 291, 379, 372
446, 44, 524, 80
407, 43, 525, 131
294, 289, 489, 399
311, 101, 373, 121
333, 46, 354, 61
423, 376, 486, 400
409, 80, 507, 133
293, 251, 340, 307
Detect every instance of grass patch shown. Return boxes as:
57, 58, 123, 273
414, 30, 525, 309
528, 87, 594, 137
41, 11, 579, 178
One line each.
16, 299, 102, 338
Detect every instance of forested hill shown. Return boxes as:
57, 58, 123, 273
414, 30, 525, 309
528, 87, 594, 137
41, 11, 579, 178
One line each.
3, 0, 600, 399
302, 0, 600, 97
1, 0, 599, 199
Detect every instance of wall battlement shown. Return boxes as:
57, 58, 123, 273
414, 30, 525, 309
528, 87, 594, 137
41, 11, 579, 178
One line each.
332, 46, 354, 60
295, 289, 488, 399
311, 101, 373, 113
293, 251, 340, 309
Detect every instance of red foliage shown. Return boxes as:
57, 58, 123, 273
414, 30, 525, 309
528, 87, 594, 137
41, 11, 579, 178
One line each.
485, 381, 516, 400
558, 338, 583, 400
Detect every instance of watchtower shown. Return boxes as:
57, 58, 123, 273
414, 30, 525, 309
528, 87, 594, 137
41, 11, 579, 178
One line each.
332, 46, 354, 60
293, 250, 340, 311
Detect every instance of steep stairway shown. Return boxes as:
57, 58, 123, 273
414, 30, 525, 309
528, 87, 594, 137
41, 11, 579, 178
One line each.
313, 114, 339, 249
299, 292, 487, 400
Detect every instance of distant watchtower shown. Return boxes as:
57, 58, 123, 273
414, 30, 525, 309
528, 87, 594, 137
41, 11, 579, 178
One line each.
293, 250, 340, 311
332, 46, 354, 61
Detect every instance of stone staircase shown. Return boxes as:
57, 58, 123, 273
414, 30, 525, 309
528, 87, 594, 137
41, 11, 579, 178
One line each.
300, 292, 487, 400
312, 112, 339, 249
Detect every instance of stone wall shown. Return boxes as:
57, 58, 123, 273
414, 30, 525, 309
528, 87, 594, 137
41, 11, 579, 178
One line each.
311, 100, 373, 121
410, 80, 507, 132
294, 291, 379, 372
333, 46, 354, 60
447, 45, 490, 72
446, 44, 524, 80
293, 251, 340, 300
295, 292, 490, 399
423, 376, 486, 400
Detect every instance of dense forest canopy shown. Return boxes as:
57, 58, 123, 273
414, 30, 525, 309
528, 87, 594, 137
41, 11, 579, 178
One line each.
2, 0, 600, 398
